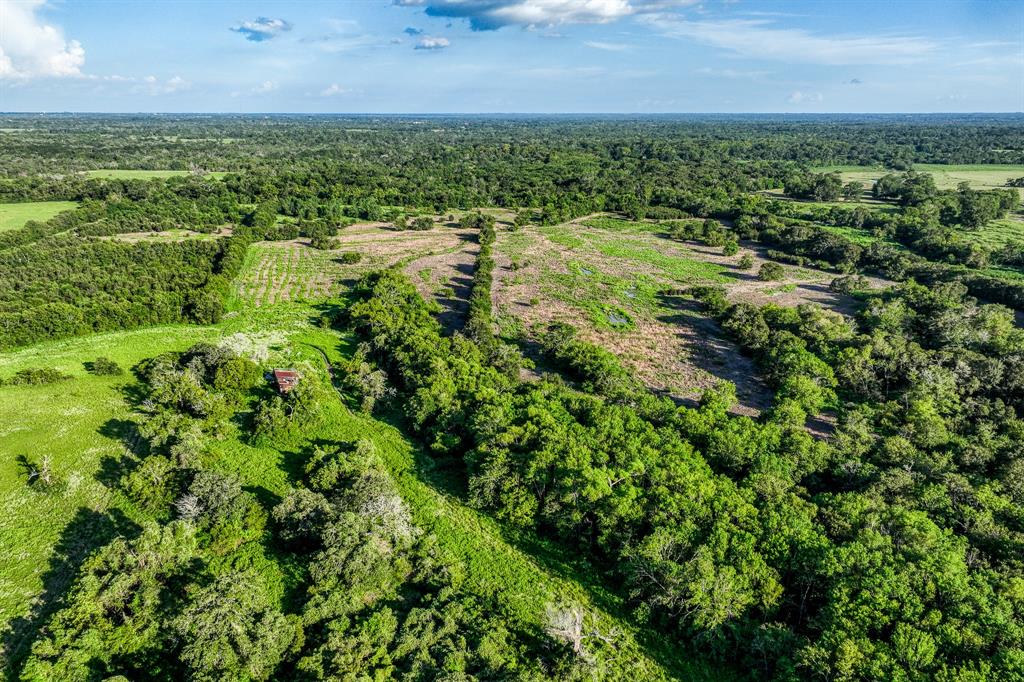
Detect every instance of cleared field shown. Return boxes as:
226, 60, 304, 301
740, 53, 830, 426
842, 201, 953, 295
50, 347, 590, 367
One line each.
83, 169, 227, 180
235, 240, 348, 306
816, 163, 1024, 194
494, 216, 875, 414
0, 201, 78, 232
235, 223, 480, 323
102, 227, 230, 243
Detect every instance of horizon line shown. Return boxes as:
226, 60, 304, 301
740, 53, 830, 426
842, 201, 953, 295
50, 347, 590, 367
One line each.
2, 111, 1023, 116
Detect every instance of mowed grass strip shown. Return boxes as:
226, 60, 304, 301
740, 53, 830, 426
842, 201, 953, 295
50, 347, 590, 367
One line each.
0, 201, 78, 232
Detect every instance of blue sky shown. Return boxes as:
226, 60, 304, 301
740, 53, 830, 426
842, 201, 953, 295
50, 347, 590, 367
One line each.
1, 0, 1021, 112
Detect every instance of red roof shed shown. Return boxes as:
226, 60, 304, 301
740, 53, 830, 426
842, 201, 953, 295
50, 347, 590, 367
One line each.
273, 369, 299, 394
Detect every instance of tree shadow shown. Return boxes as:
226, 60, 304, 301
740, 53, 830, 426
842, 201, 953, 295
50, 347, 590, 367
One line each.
94, 418, 148, 490
435, 265, 474, 334
655, 293, 774, 415
1, 508, 140, 678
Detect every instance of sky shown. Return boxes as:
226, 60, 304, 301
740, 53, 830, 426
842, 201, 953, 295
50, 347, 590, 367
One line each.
1, 0, 1022, 113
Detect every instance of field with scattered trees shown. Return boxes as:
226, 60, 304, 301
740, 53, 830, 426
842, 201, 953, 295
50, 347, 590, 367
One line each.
3, 114, 1024, 681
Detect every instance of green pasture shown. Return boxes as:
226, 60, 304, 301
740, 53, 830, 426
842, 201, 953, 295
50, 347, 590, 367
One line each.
815, 164, 1024, 193
0, 202, 78, 232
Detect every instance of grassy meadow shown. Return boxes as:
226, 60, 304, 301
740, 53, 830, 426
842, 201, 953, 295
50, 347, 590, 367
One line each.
815, 163, 1024, 193
0, 202, 78, 232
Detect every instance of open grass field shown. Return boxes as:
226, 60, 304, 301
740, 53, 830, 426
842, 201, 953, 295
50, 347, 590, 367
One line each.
0, 324, 221, 667
492, 215, 871, 414
235, 240, 352, 306
815, 163, 1024, 195
83, 169, 227, 180
0, 201, 78, 232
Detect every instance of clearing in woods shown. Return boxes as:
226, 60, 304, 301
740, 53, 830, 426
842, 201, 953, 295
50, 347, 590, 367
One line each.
0, 201, 78, 232
82, 169, 228, 180
102, 227, 232, 243
815, 163, 1024, 194
785, 164, 1024, 263
493, 215, 878, 414
234, 221, 481, 320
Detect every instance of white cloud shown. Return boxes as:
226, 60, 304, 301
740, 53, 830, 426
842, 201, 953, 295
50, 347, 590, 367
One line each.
231, 17, 292, 42
414, 36, 450, 50
642, 16, 936, 65
320, 83, 350, 96
584, 40, 630, 51
397, 0, 695, 31
0, 0, 85, 79
787, 90, 823, 104
232, 81, 277, 97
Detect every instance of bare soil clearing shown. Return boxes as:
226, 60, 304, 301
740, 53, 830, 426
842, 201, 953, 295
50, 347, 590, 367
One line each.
493, 218, 884, 415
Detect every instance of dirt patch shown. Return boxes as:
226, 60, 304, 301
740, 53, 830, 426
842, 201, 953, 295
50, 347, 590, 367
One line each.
683, 240, 891, 314
492, 225, 771, 414
402, 232, 479, 332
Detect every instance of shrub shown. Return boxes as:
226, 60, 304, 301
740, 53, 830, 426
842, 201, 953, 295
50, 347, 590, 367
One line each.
723, 241, 739, 256
5, 367, 73, 386
738, 254, 755, 270
410, 215, 434, 231
758, 262, 786, 281
90, 357, 124, 376
338, 251, 362, 264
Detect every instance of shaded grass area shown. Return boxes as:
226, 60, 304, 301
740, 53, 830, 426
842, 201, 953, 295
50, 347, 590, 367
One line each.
0, 201, 78, 232
0, 324, 219, 672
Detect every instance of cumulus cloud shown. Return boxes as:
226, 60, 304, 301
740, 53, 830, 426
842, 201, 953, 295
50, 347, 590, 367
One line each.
395, 0, 693, 31
230, 81, 277, 97
641, 16, 936, 65
320, 83, 350, 96
231, 17, 292, 42
0, 0, 85, 79
584, 40, 630, 51
414, 36, 450, 50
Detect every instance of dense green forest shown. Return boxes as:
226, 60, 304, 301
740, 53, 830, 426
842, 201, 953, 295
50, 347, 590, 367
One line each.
3, 114, 1024, 681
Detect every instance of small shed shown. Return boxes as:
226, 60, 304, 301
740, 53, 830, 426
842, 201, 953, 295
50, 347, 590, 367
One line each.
272, 369, 300, 394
